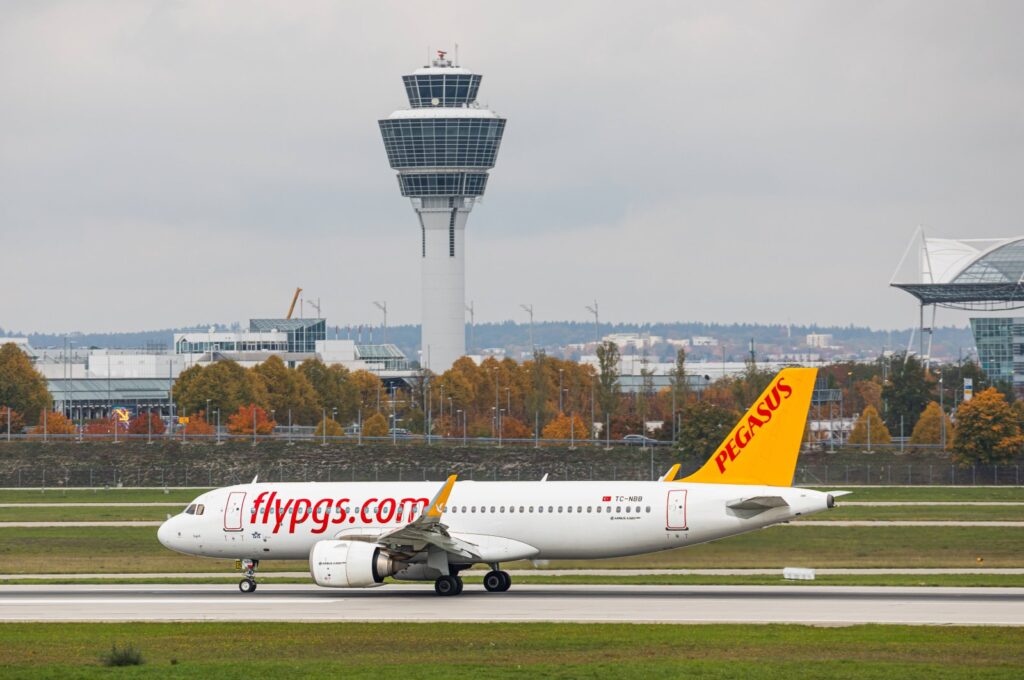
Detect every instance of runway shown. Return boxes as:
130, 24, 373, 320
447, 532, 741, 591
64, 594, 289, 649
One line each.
2, 584, 1022, 625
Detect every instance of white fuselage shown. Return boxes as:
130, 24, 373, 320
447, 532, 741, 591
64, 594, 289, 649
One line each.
158, 481, 832, 566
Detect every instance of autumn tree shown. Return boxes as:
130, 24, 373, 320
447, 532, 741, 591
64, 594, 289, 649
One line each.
127, 412, 166, 435
676, 401, 738, 459
314, 418, 344, 438
952, 387, 1024, 465
909, 401, 951, 450
184, 415, 215, 436
595, 341, 621, 419
361, 412, 389, 437
34, 411, 76, 435
299, 359, 359, 424
882, 353, 932, 433
0, 343, 51, 426
498, 415, 532, 439
848, 405, 892, 446
227, 404, 276, 435
350, 370, 385, 413
0, 406, 25, 434
541, 412, 588, 440
252, 356, 321, 425
173, 361, 268, 418
83, 418, 123, 438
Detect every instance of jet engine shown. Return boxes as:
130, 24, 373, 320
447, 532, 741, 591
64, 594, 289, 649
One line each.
309, 539, 399, 588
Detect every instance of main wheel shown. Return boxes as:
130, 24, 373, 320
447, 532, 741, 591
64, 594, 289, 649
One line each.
454, 576, 464, 595
498, 571, 511, 592
238, 578, 256, 593
434, 575, 460, 596
484, 571, 505, 592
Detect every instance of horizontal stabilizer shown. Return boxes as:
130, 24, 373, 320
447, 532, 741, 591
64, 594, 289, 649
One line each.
827, 490, 853, 497
727, 496, 789, 511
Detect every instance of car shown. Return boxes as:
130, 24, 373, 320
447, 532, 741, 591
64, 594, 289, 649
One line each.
622, 434, 659, 446
388, 427, 412, 438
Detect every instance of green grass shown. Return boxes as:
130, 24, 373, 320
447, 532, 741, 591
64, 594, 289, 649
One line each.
0, 489, 211, 504
803, 505, 1024, 521
0, 506, 174, 522
808, 487, 1024, 501
0, 622, 1022, 678
4, 573, 1024, 587
1, 524, 1022, 574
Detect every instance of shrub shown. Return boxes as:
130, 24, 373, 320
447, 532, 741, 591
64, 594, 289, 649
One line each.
100, 643, 143, 667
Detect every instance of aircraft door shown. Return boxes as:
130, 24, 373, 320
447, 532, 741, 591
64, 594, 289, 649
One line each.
666, 489, 687, 530
223, 491, 246, 532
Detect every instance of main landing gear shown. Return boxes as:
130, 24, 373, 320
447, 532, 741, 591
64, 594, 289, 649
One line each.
434, 574, 464, 596
483, 569, 511, 593
237, 558, 259, 593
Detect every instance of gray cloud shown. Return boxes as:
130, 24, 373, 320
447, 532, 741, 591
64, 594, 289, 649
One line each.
2, 1, 1023, 333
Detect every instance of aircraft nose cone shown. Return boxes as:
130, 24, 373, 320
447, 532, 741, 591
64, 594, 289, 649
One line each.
157, 518, 177, 550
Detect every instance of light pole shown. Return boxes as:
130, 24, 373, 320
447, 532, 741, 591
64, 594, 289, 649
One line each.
506, 387, 511, 415
520, 304, 534, 353
558, 369, 564, 413
205, 399, 211, 423
939, 369, 946, 449
493, 367, 499, 433
216, 409, 221, 444
373, 300, 388, 343
498, 408, 504, 447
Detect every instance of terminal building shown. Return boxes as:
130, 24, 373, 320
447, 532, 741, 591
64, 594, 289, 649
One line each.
892, 231, 1024, 393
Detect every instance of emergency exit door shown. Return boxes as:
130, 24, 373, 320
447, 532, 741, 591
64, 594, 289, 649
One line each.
223, 491, 246, 532
666, 489, 687, 530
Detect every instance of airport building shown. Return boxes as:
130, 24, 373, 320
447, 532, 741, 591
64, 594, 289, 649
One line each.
892, 232, 1024, 392
379, 51, 506, 373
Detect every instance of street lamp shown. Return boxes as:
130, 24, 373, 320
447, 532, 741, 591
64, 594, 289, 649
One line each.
457, 409, 465, 446
558, 369, 564, 413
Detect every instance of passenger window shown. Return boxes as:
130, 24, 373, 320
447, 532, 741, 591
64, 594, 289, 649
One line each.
646, 506, 651, 513
490, 506, 495, 513
558, 506, 564, 513
616, 506, 621, 513
471, 506, 477, 513
500, 506, 506, 513
587, 506, 592, 513
519, 506, 525, 513
538, 506, 544, 513
461, 506, 466, 513
596, 507, 602, 513
548, 506, 553, 513
577, 506, 582, 513
529, 506, 534, 513
567, 506, 572, 513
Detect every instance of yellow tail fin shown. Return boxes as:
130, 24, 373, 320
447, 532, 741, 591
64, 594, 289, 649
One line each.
682, 367, 817, 487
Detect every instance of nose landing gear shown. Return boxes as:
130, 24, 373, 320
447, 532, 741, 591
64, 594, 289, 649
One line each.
237, 558, 259, 593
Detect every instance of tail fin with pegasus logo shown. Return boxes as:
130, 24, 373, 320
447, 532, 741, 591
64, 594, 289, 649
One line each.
682, 368, 817, 487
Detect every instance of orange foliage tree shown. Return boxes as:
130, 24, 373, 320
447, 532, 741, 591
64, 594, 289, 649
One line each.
33, 411, 77, 435
498, 415, 532, 439
227, 404, 276, 435
0, 406, 25, 434
83, 417, 124, 438
128, 412, 166, 435
541, 413, 589, 440
185, 412, 215, 436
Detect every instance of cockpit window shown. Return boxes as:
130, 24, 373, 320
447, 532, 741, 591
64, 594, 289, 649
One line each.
184, 504, 196, 515
195, 504, 205, 515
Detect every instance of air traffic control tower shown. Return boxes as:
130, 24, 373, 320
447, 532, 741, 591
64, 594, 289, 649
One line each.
379, 51, 506, 372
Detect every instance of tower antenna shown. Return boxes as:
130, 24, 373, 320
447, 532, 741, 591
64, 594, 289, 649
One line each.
454, 43, 459, 66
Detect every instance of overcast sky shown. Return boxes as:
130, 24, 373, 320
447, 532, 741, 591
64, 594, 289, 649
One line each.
2, 1, 1023, 334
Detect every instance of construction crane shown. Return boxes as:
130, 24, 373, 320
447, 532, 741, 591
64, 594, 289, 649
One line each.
286, 287, 302, 320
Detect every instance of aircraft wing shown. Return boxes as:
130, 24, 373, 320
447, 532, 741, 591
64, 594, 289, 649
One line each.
373, 475, 482, 559
726, 495, 790, 512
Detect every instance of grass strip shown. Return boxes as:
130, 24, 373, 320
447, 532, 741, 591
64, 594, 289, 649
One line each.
0, 622, 1022, 678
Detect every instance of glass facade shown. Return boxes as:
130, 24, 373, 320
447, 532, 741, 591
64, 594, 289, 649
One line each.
970, 317, 1020, 386
397, 172, 488, 197
402, 74, 481, 108
379, 118, 506, 169
954, 241, 1024, 284
249, 319, 326, 353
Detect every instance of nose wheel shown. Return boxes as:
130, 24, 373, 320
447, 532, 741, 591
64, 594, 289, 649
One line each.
237, 558, 259, 594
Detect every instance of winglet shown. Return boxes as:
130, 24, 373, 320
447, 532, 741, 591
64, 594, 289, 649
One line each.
660, 464, 681, 482
426, 474, 457, 518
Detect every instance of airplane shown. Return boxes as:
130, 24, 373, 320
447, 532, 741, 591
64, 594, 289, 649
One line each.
158, 367, 843, 595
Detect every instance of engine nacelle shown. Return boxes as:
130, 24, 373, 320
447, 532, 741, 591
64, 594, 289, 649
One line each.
309, 539, 397, 588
